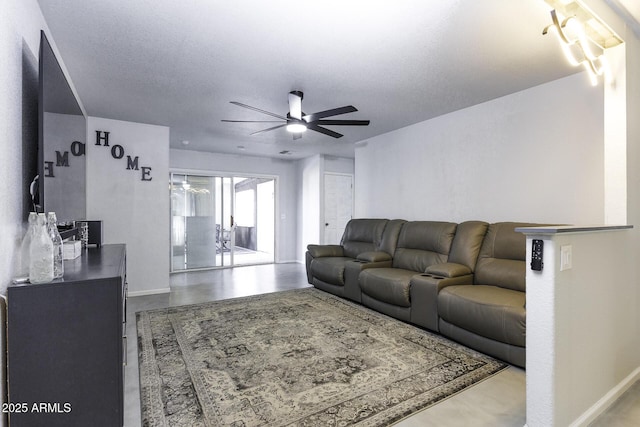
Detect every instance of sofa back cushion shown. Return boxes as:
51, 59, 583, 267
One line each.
447, 221, 489, 272
392, 221, 457, 272
341, 219, 389, 258
474, 222, 538, 292
378, 219, 406, 256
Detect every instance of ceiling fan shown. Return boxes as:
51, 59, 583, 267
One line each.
222, 91, 370, 140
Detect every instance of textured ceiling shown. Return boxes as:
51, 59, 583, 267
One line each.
37, 0, 595, 160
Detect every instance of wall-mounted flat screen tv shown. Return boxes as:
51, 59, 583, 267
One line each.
38, 30, 86, 222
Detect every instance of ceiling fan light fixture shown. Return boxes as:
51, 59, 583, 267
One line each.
286, 123, 307, 133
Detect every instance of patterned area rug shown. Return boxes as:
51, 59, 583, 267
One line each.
137, 288, 506, 426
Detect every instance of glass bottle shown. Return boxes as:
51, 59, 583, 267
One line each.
17, 212, 38, 278
47, 212, 64, 279
29, 213, 54, 284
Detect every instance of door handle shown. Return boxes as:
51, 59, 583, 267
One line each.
325, 223, 329, 226
231, 215, 234, 227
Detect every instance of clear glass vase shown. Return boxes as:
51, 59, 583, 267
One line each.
47, 212, 64, 279
17, 212, 38, 278
29, 213, 54, 284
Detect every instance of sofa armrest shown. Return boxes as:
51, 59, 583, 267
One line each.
307, 244, 344, 258
409, 273, 474, 331
425, 262, 471, 278
357, 251, 392, 263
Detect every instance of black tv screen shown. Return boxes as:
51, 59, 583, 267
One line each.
38, 30, 86, 221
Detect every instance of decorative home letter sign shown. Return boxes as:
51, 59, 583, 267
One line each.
94, 130, 153, 181
44, 141, 85, 178
45, 130, 154, 182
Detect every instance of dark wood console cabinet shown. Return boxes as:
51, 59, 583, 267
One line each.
7, 244, 127, 427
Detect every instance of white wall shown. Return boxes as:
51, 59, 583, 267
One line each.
297, 155, 322, 260
617, 6, 640, 386
603, 43, 627, 225
355, 72, 604, 225
592, 0, 640, 374
170, 149, 299, 262
324, 156, 354, 175
0, 0, 48, 294
568, 0, 640, 424
87, 117, 170, 295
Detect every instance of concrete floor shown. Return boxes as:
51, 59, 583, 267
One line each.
123, 263, 638, 426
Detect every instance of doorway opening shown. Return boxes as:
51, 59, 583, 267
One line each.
170, 173, 276, 272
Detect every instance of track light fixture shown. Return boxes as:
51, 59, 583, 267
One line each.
542, 0, 623, 86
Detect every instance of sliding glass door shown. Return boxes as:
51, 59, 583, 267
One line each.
170, 173, 275, 272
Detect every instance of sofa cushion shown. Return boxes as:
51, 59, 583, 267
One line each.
447, 221, 488, 272
359, 268, 416, 307
474, 222, 537, 292
438, 285, 526, 347
310, 257, 351, 286
392, 221, 457, 272
474, 258, 525, 292
378, 219, 406, 256
341, 219, 388, 258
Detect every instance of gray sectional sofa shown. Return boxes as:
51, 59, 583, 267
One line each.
305, 218, 541, 368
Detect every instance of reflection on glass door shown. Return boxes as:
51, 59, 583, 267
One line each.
170, 173, 275, 272
233, 177, 275, 266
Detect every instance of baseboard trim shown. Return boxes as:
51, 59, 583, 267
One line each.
128, 287, 171, 297
569, 366, 640, 426
277, 260, 303, 264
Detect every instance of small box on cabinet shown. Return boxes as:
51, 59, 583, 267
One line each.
63, 240, 82, 260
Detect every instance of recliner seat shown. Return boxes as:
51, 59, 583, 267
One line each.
306, 218, 404, 302
437, 222, 539, 368
359, 221, 457, 323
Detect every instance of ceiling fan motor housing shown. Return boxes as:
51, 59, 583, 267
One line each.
289, 90, 304, 100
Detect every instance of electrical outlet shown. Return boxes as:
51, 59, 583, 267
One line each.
560, 245, 572, 271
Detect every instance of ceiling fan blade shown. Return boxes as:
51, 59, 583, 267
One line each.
230, 101, 288, 120
250, 124, 287, 136
221, 120, 284, 123
303, 106, 357, 123
307, 124, 343, 138
288, 91, 303, 120
293, 132, 303, 140
316, 120, 370, 126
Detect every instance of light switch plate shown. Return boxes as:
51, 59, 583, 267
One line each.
560, 245, 572, 271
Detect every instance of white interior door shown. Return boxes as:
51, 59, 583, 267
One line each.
323, 173, 353, 244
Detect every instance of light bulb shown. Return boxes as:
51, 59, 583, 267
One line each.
286, 123, 307, 133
